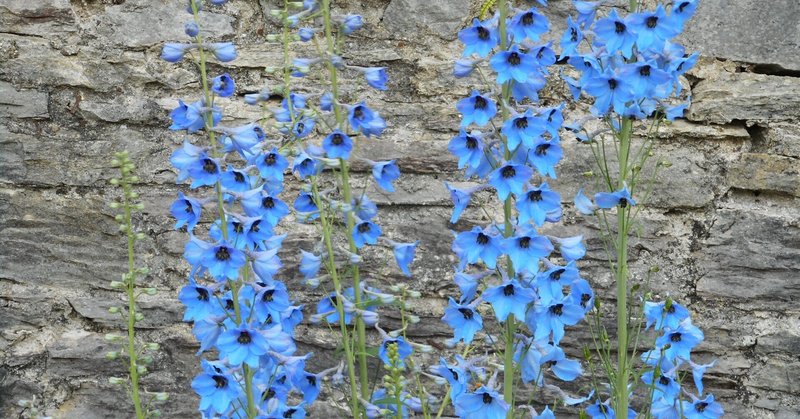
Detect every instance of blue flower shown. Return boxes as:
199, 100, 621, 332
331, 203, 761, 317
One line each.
315, 292, 352, 324
348, 103, 386, 137
527, 138, 563, 178
629, 6, 680, 52
532, 293, 584, 344
299, 250, 321, 279
560, 16, 584, 56
593, 9, 637, 58
594, 184, 636, 208
293, 191, 318, 215
482, 279, 537, 322
298, 27, 314, 41
184, 22, 199, 37
185, 153, 221, 188
251, 248, 282, 282
651, 397, 681, 419
641, 358, 680, 403
291, 117, 316, 138
453, 226, 503, 269
192, 318, 222, 354
171, 192, 202, 230
220, 167, 251, 192
536, 260, 579, 300
253, 283, 292, 322
490, 45, 538, 84
502, 229, 553, 274
574, 188, 597, 214
454, 59, 477, 78
448, 130, 485, 169
442, 298, 483, 344
363, 67, 388, 90
208, 42, 237, 62
191, 367, 241, 414
456, 90, 497, 127
574, 1, 599, 27
254, 147, 289, 182
393, 241, 419, 276
217, 324, 269, 367
688, 359, 717, 396
584, 70, 635, 115
488, 163, 531, 201
644, 300, 690, 330
322, 130, 353, 159
371, 160, 400, 192
445, 182, 476, 224
553, 235, 586, 261
569, 277, 595, 312
540, 343, 582, 381
352, 194, 378, 220
620, 61, 672, 99
458, 18, 499, 58
169, 99, 221, 132
178, 280, 216, 321
668, 0, 699, 30
586, 400, 616, 419
352, 220, 382, 248
211, 73, 235, 97
509, 8, 548, 41
291, 150, 320, 181
655, 319, 704, 361
501, 110, 546, 151
243, 217, 271, 250
535, 406, 556, 419
517, 182, 561, 226
529, 43, 557, 71
293, 371, 322, 404
379, 336, 413, 366
320, 92, 334, 111
161, 43, 190, 62
681, 394, 724, 419
200, 240, 246, 280
453, 386, 508, 419
342, 14, 363, 34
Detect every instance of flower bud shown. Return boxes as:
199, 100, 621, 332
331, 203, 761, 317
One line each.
137, 267, 150, 275
105, 333, 124, 342
155, 393, 169, 401
407, 290, 421, 298
650, 265, 660, 273
582, 171, 594, 178
137, 365, 148, 374
134, 312, 145, 322
128, 192, 139, 199
110, 281, 125, 289
108, 307, 120, 314
266, 34, 280, 42
150, 410, 162, 417
264, 66, 278, 73
145, 342, 160, 351
106, 351, 119, 360
115, 214, 125, 222
269, 9, 282, 16
135, 232, 146, 240
140, 355, 154, 365
134, 203, 145, 210
129, 176, 139, 183
111, 159, 121, 167
144, 288, 158, 295
110, 178, 120, 185
416, 344, 433, 353
406, 314, 420, 324
109, 202, 121, 209
109, 377, 126, 385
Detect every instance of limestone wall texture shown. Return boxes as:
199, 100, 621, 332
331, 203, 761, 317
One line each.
1, 0, 798, 418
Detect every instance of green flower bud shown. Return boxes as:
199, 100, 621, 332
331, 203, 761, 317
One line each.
109, 281, 125, 289
109, 377, 126, 385
144, 288, 158, 295
134, 312, 145, 322
106, 351, 119, 360
155, 393, 169, 401
108, 307, 121, 314
145, 342, 160, 351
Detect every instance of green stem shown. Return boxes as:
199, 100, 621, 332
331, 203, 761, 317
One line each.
312, 179, 363, 419
321, 0, 370, 403
614, 117, 633, 415
122, 180, 144, 419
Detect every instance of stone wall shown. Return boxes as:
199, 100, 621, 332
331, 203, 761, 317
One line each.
1, 0, 798, 418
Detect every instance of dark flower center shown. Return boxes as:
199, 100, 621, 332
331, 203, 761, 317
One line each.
233, 222, 244, 234
215, 246, 231, 261
522, 12, 534, 26
265, 314, 273, 324
696, 402, 708, 412
619, 197, 628, 207
476, 26, 490, 40
265, 153, 277, 166
666, 304, 676, 314
528, 190, 542, 201
212, 375, 228, 388
458, 307, 474, 319
482, 392, 493, 404
608, 79, 618, 89
262, 197, 275, 209
202, 158, 217, 174
354, 106, 365, 119
581, 293, 591, 306
598, 404, 608, 413
263, 388, 276, 400
550, 304, 564, 316
503, 284, 515, 296
237, 330, 252, 344
519, 237, 531, 249
670, 332, 682, 342
514, 117, 528, 129
659, 375, 671, 386
474, 95, 488, 110
284, 409, 297, 418
250, 220, 261, 233
507, 52, 521, 66
184, 200, 194, 213
466, 136, 478, 149
614, 21, 626, 34
640, 65, 652, 77
570, 27, 578, 42
535, 143, 550, 156
233, 171, 245, 183
501, 165, 516, 178
646, 16, 658, 28
536, 47, 545, 59
357, 222, 371, 233
306, 375, 317, 386
449, 368, 459, 380
550, 268, 565, 281
225, 299, 234, 311
476, 232, 490, 245
678, 2, 690, 12
196, 287, 209, 301
295, 122, 305, 132
262, 289, 275, 302
331, 133, 344, 145
329, 295, 338, 306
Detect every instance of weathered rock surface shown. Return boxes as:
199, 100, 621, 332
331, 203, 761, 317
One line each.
1, 0, 799, 418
